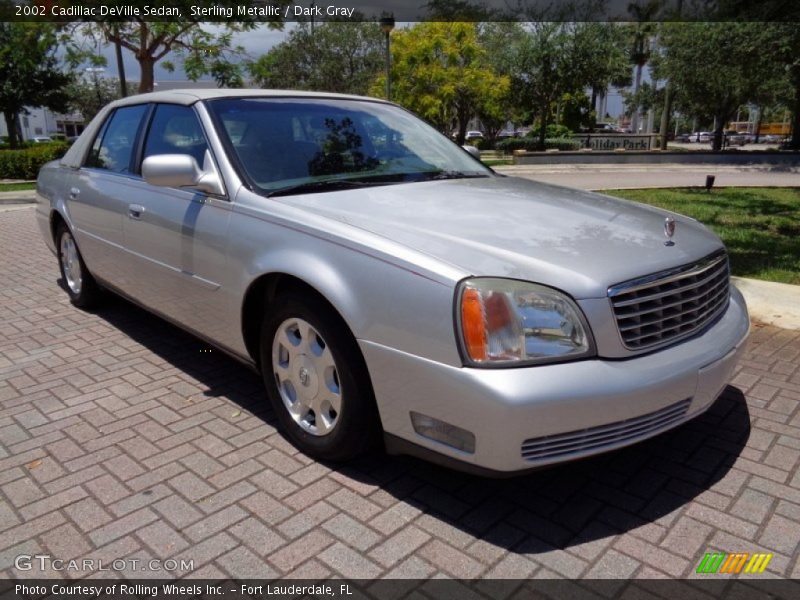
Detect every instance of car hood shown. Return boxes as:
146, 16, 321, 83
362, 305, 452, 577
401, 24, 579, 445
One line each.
277, 176, 724, 299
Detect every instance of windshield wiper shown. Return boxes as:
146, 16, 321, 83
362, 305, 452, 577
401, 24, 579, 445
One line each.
265, 178, 399, 198
419, 170, 490, 181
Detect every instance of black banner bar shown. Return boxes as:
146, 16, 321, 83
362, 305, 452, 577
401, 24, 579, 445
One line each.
1, 0, 799, 22
2, 579, 800, 600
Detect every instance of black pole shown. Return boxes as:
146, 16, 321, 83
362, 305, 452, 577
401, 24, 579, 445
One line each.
114, 40, 127, 97
379, 16, 394, 101
385, 32, 391, 100
108, 25, 127, 97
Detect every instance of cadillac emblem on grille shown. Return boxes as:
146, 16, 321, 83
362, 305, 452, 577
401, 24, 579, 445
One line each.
664, 217, 676, 246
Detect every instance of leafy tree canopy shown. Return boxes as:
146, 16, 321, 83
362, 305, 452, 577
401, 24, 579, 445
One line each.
654, 22, 776, 150
0, 22, 72, 148
249, 18, 384, 96
373, 22, 510, 145
71, 1, 289, 93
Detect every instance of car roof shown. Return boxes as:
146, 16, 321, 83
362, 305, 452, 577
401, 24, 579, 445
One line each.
109, 88, 392, 109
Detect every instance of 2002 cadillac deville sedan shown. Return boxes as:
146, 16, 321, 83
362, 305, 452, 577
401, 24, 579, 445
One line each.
36, 90, 750, 475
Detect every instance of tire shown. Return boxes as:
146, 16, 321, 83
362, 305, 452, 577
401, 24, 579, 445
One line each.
260, 291, 380, 461
56, 223, 102, 309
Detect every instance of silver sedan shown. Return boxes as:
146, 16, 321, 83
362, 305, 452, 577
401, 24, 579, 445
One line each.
36, 90, 749, 475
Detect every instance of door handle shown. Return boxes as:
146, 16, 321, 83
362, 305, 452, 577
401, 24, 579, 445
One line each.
69, 187, 80, 199
128, 204, 145, 220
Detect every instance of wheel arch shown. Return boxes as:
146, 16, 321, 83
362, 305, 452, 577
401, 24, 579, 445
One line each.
240, 267, 361, 371
50, 209, 68, 244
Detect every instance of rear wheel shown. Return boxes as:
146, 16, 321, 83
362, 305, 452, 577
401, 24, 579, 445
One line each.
260, 291, 380, 461
56, 224, 102, 308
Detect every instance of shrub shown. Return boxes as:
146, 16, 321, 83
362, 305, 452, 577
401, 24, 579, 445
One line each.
0, 142, 69, 179
475, 138, 495, 151
546, 124, 573, 138
496, 137, 581, 154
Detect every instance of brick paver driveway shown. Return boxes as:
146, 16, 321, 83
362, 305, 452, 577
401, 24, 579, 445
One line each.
2, 206, 799, 580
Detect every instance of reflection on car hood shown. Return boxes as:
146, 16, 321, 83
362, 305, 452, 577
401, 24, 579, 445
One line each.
277, 176, 724, 299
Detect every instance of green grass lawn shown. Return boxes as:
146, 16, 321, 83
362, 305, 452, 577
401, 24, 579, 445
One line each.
605, 187, 800, 285
482, 158, 514, 167
0, 182, 35, 192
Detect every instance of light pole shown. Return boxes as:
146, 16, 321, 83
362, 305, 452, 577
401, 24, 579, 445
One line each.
85, 67, 106, 107
379, 16, 395, 101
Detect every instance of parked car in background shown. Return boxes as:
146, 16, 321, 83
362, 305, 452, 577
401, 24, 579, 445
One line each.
30, 136, 53, 143
36, 89, 749, 475
465, 130, 484, 140
723, 130, 747, 146
689, 131, 713, 143
589, 123, 620, 133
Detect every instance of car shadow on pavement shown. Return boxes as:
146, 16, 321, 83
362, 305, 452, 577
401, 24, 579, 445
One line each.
88, 290, 751, 555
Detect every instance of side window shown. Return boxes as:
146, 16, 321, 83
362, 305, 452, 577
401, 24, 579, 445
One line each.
142, 104, 209, 167
85, 105, 148, 173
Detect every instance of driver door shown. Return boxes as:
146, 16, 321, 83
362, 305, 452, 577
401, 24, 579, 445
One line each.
120, 103, 231, 340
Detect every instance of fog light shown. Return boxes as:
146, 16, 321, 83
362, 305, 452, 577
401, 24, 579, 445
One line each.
410, 412, 475, 453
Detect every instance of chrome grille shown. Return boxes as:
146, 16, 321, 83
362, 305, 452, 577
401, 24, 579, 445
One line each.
608, 251, 730, 351
521, 399, 691, 462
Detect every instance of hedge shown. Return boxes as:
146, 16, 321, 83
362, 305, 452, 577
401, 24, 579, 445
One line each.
0, 142, 69, 179
496, 137, 582, 154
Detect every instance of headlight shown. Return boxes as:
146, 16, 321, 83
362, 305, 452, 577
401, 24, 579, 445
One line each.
456, 278, 595, 366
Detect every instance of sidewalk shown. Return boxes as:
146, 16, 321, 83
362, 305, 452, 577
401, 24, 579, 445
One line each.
495, 163, 800, 190
0, 190, 35, 205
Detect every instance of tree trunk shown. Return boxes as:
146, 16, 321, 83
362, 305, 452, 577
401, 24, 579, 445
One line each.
631, 63, 643, 133
754, 105, 762, 144
712, 116, 725, 152
4, 111, 20, 149
659, 83, 672, 150
115, 39, 128, 97
590, 87, 597, 129
538, 101, 548, 148
456, 103, 469, 146
791, 79, 800, 151
138, 57, 155, 93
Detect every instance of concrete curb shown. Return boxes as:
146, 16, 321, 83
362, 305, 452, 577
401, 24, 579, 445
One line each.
513, 150, 800, 166
0, 190, 36, 205
733, 277, 800, 331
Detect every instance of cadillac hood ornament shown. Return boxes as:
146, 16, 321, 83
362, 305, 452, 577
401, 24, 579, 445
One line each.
664, 217, 676, 246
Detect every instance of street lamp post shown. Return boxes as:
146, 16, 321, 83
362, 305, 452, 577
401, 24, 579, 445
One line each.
85, 67, 106, 107
379, 16, 395, 101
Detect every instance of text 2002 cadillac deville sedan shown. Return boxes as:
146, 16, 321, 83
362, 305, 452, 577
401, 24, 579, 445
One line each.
36, 90, 749, 475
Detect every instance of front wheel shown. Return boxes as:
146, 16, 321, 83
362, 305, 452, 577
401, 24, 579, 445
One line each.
260, 292, 380, 461
56, 224, 102, 309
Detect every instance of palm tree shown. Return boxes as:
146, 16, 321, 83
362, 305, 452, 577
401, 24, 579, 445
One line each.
627, 1, 660, 132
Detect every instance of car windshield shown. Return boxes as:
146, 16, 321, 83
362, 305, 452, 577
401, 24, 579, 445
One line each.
206, 97, 491, 196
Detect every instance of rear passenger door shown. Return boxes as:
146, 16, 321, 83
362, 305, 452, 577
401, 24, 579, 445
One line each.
120, 103, 232, 340
68, 104, 149, 287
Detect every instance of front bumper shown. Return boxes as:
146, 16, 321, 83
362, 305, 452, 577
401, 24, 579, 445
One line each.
361, 286, 749, 475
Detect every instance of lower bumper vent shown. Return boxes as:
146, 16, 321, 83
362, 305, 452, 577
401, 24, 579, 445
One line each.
521, 398, 692, 462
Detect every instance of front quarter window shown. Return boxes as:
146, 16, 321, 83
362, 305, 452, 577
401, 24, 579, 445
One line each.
142, 104, 209, 168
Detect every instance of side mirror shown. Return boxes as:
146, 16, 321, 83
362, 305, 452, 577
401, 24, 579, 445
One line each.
462, 145, 481, 160
142, 153, 224, 196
